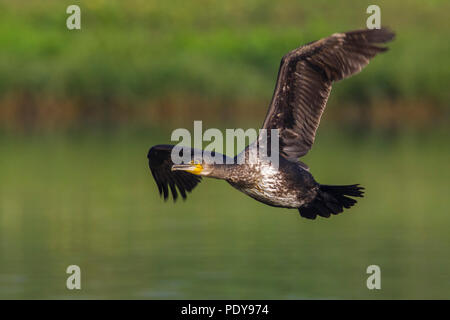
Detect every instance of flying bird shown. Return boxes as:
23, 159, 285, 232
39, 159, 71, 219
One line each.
147, 28, 395, 219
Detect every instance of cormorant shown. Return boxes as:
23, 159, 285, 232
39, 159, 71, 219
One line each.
147, 28, 395, 219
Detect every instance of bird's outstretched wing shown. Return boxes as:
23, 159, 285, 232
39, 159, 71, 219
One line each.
261, 28, 395, 161
147, 144, 202, 201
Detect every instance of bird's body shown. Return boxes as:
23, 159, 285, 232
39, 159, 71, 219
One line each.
225, 148, 317, 208
147, 28, 395, 220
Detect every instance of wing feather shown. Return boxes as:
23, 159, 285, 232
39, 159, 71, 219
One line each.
147, 144, 202, 201
261, 28, 395, 160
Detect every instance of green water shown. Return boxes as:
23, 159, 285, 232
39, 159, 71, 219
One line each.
0, 129, 449, 299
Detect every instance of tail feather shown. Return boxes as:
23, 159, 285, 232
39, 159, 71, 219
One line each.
298, 184, 364, 220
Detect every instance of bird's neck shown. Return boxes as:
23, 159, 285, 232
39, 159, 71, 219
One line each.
203, 163, 231, 180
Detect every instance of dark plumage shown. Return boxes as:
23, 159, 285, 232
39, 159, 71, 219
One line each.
148, 145, 202, 201
147, 28, 394, 219
262, 27, 395, 160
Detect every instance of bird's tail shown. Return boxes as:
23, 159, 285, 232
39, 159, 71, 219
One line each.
298, 184, 364, 219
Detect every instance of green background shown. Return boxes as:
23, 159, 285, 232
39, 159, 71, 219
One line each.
0, 0, 448, 299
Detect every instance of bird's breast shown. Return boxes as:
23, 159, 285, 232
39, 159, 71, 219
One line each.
228, 163, 305, 208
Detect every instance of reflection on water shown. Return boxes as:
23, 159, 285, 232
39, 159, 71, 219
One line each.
0, 130, 449, 299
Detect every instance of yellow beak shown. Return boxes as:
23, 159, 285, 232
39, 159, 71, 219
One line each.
171, 163, 203, 175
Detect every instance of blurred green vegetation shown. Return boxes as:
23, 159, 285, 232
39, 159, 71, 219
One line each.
0, 0, 449, 130
0, 0, 449, 300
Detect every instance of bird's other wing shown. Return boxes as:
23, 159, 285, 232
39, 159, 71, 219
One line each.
147, 144, 202, 201
261, 28, 395, 161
